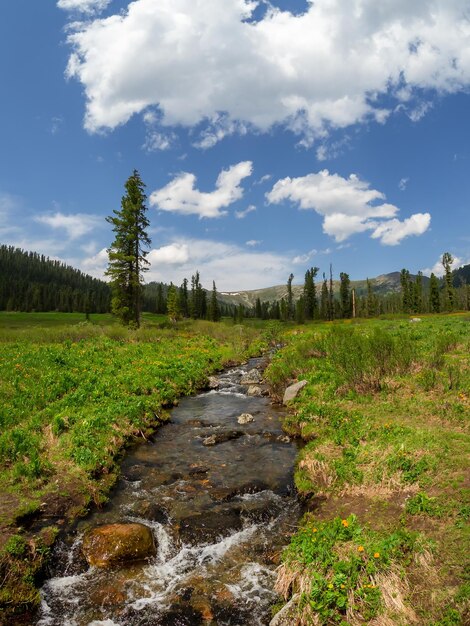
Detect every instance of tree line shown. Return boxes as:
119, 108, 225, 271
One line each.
2, 171, 468, 325
0, 245, 111, 313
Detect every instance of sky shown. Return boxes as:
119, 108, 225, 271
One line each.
0, 0, 469, 291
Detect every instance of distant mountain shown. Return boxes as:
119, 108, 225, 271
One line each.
218, 271, 430, 307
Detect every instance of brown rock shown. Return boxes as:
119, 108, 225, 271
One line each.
82, 523, 156, 568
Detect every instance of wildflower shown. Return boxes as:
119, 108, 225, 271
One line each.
341, 519, 349, 527
340, 584, 345, 589
312, 528, 318, 533
328, 583, 333, 589
373, 552, 380, 559
357, 545, 365, 552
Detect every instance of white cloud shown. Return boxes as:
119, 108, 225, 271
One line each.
57, 0, 110, 14
398, 177, 409, 191
144, 237, 292, 290
253, 174, 272, 186
266, 169, 431, 244
150, 161, 253, 218
63, 0, 470, 143
293, 249, 318, 265
35, 211, 102, 239
147, 243, 190, 265
143, 131, 176, 152
81, 247, 108, 277
235, 204, 256, 219
422, 253, 468, 277
371, 213, 431, 245
246, 239, 262, 247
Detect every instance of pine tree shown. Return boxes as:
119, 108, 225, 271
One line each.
295, 296, 305, 324
442, 252, 455, 311
106, 170, 151, 327
287, 273, 294, 320
156, 283, 166, 314
400, 269, 412, 313
429, 272, 441, 313
180, 278, 189, 317
320, 274, 329, 320
208, 281, 221, 322
339, 272, 351, 318
303, 267, 318, 320
255, 297, 262, 319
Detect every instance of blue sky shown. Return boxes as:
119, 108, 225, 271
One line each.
0, 0, 469, 291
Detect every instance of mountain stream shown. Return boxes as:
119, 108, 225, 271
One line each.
37, 358, 300, 626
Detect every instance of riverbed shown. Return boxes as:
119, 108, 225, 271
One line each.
37, 358, 300, 626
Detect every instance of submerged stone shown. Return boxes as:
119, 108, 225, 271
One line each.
82, 522, 156, 568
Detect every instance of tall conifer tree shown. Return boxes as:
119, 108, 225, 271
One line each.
106, 170, 151, 327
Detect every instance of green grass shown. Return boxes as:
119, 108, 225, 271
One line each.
267, 314, 470, 625
0, 312, 268, 618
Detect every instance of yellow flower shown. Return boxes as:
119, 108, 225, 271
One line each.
373, 552, 380, 559
340, 584, 345, 589
357, 545, 365, 552
341, 519, 349, 527
328, 583, 333, 589
312, 528, 318, 533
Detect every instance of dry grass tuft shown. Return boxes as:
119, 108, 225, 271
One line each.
298, 457, 336, 490
371, 567, 418, 624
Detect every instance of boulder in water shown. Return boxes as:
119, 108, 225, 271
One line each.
202, 430, 244, 446
207, 376, 220, 389
240, 369, 262, 385
247, 385, 263, 397
237, 413, 254, 425
82, 522, 156, 567
283, 380, 308, 405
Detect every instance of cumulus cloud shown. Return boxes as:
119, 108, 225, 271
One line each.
150, 161, 253, 218
246, 239, 262, 247
57, 0, 110, 13
147, 243, 190, 265
422, 253, 468, 277
35, 211, 102, 239
266, 169, 431, 244
370, 213, 431, 245
63, 0, 470, 143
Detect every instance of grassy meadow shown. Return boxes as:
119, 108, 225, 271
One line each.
0, 311, 468, 624
265, 314, 470, 625
0, 312, 267, 618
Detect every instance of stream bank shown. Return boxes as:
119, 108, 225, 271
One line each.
36, 357, 301, 626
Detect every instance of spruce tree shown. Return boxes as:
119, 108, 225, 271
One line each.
303, 267, 318, 320
320, 274, 329, 320
287, 273, 294, 320
208, 281, 221, 322
442, 252, 455, 311
106, 170, 151, 327
429, 272, 441, 313
339, 272, 351, 318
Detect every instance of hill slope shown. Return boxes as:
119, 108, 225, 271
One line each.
218, 272, 432, 307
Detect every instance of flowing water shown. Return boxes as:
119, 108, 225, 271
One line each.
37, 358, 300, 626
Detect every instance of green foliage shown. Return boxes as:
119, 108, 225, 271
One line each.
4, 535, 27, 557
405, 492, 443, 516
282, 515, 422, 624
106, 170, 151, 327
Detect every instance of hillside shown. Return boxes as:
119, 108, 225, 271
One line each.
0, 245, 110, 313
218, 271, 432, 307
